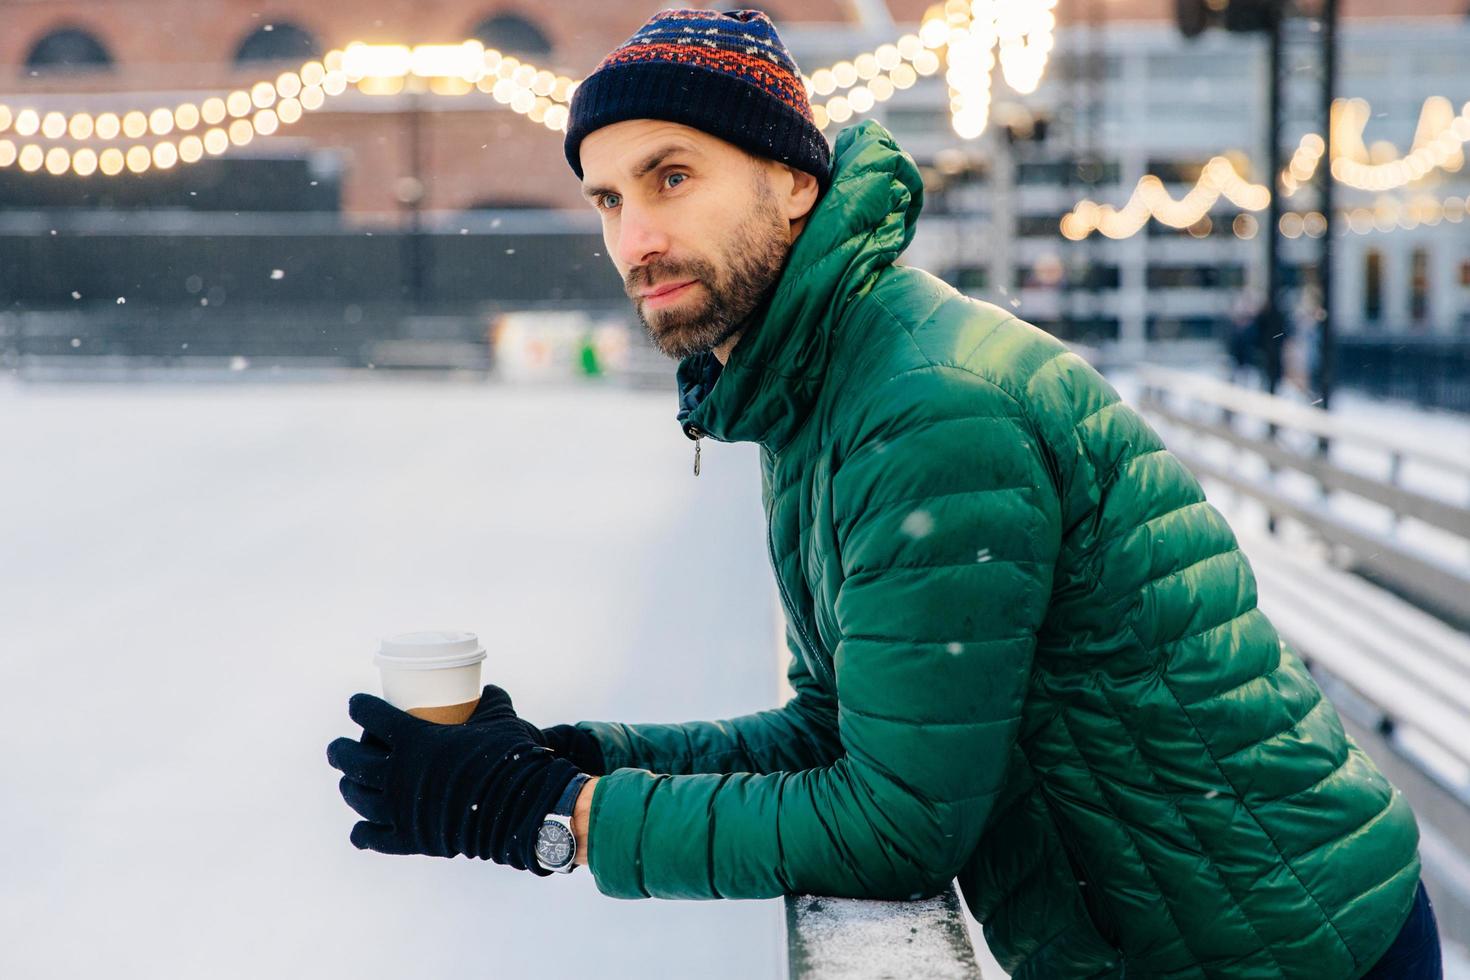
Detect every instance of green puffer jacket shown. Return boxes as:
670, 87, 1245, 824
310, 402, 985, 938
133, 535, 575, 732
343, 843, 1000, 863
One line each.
576, 121, 1421, 979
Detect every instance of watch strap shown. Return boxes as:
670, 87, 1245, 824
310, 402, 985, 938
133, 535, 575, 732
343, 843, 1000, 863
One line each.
550, 772, 591, 819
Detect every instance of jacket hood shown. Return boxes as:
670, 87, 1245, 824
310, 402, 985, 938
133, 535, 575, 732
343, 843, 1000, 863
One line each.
674, 120, 924, 451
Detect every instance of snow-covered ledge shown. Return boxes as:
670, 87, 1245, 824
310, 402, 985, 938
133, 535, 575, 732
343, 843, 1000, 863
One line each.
785, 883, 983, 979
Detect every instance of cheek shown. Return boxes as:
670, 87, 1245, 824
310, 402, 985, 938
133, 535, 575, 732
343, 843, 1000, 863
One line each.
601, 226, 624, 273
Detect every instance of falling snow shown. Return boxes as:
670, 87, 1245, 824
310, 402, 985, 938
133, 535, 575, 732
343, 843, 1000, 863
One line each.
900, 510, 934, 539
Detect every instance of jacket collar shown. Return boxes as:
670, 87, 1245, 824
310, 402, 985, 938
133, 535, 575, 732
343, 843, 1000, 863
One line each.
673, 121, 924, 453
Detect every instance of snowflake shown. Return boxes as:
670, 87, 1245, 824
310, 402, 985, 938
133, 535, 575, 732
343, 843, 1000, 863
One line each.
900, 510, 933, 539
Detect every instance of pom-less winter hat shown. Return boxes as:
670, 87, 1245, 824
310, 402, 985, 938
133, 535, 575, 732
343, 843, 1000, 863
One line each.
563, 9, 832, 191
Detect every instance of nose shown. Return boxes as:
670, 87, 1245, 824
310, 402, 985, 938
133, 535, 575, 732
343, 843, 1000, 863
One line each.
615, 205, 670, 271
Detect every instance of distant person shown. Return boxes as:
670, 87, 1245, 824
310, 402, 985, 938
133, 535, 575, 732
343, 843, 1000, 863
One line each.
328, 10, 1438, 978
1228, 292, 1263, 386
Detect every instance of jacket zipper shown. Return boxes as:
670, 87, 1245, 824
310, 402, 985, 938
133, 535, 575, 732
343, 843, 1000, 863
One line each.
684, 423, 703, 477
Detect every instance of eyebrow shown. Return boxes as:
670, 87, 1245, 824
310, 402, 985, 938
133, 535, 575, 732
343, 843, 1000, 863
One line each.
581, 143, 701, 201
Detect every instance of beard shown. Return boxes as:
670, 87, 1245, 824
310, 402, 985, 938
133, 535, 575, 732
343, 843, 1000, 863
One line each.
623, 174, 790, 360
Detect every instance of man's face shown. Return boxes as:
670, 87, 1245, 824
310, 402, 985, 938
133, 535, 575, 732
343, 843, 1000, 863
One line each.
579, 120, 794, 360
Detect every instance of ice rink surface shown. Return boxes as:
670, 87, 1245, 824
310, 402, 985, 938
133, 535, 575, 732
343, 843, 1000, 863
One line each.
0, 377, 784, 979
3, 371, 1465, 979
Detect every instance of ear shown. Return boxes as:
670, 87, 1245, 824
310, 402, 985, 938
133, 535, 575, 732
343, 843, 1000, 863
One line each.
776, 163, 821, 223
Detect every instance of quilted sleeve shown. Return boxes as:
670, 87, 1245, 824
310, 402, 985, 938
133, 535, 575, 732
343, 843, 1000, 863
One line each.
575, 626, 842, 775
586, 366, 1062, 900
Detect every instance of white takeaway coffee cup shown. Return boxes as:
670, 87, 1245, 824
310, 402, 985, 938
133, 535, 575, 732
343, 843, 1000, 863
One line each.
375, 630, 487, 724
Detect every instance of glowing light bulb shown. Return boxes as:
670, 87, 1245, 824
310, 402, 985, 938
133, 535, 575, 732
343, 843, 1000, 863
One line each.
125, 145, 151, 173
44, 146, 70, 175
72, 147, 98, 176
152, 141, 178, 169
277, 72, 302, 99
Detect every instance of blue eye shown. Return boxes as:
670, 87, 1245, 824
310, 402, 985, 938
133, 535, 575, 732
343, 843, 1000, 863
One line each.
666, 173, 686, 188
598, 193, 621, 211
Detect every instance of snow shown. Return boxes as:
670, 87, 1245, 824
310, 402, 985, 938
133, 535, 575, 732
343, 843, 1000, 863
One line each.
790, 891, 979, 979
900, 509, 934, 539
4, 365, 1464, 979
0, 377, 782, 979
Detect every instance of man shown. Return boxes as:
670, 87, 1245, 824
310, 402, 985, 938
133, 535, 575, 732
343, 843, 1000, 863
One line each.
329, 10, 1443, 977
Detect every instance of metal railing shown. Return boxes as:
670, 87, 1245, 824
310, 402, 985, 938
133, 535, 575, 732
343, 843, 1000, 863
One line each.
1136, 365, 1470, 625
1135, 365, 1470, 802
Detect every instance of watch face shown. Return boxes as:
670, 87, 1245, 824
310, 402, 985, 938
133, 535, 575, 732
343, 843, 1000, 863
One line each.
536, 822, 575, 869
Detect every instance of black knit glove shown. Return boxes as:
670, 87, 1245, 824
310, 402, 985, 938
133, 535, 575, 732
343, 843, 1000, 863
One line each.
326, 685, 579, 874
539, 724, 606, 775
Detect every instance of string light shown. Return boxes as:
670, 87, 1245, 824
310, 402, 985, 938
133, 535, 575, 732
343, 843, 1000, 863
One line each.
945, 18, 996, 140
1062, 155, 1270, 239
1283, 96, 1470, 196
995, 0, 1057, 95
1067, 94, 1470, 239
1333, 191, 1470, 235
3, 3, 1048, 178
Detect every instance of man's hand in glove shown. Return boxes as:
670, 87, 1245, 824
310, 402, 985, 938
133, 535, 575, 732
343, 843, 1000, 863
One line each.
325, 684, 580, 874
537, 723, 606, 775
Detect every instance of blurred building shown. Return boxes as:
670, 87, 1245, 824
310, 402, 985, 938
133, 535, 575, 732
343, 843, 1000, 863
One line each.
2, 0, 1468, 366
890, 0, 1470, 357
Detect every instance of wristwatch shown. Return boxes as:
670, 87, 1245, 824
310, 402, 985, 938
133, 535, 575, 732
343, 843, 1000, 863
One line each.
534, 772, 590, 873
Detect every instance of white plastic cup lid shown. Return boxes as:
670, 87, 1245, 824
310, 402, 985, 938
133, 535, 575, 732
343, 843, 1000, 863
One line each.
375, 630, 486, 670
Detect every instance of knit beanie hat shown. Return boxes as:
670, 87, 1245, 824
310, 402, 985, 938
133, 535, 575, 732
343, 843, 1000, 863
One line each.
563, 9, 832, 191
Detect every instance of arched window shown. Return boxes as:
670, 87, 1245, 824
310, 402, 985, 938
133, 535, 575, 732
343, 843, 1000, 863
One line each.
24, 27, 113, 74
470, 13, 553, 57
234, 22, 322, 65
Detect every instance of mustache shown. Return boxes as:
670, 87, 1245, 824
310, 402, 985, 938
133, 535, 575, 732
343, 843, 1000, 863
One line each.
625, 260, 710, 298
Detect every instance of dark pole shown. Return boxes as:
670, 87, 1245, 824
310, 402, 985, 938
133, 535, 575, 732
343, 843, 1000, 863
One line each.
1263, 11, 1284, 396
1316, 0, 1337, 417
